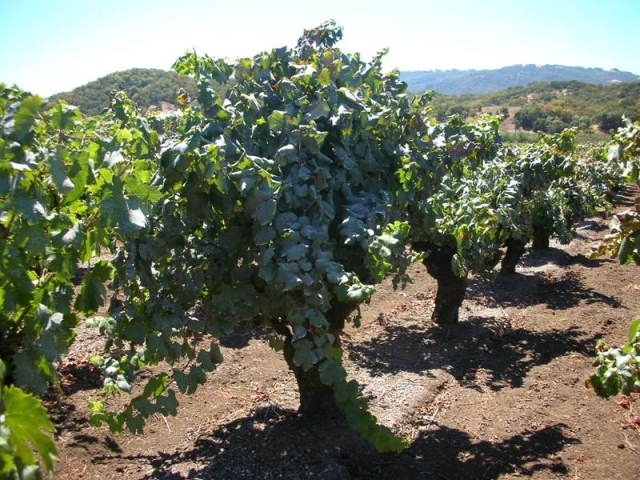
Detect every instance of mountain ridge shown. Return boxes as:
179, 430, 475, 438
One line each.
400, 64, 640, 95
48, 64, 640, 116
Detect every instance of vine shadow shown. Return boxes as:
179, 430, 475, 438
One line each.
346, 252, 619, 390
514, 245, 605, 270
89, 407, 576, 479
346, 316, 601, 391
485, 269, 622, 311
379, 422, 576, 479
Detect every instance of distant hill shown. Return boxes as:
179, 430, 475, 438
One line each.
47, 68, 199, 116
400, 64, 640, 95
50, 64, 640, 122
429, 80, 640, 134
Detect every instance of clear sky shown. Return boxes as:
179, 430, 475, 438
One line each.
1, 0, 638, 97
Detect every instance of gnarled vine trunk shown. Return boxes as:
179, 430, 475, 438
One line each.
418, 243, 468, 325
273, 301, 354, 419
282, 342, 341, 418
501, 237, 527, 274
532, 226, 550, 249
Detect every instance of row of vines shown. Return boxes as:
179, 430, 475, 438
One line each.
1, 21, 639, 478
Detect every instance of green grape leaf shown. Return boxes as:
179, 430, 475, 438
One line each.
302, 98, 330, 122
56, 220, 86, 251
13, 224, 48, 256
124, 170, 163, 203
100, 192, 150, 237
140, 374, 168, 399
34, 307, 77, 361
13, 96, 43, 142
74, 260, 114, 315
0, 450, 17, 477
318, 358, 346, 385
587, 368, 623, 398
268, 110, 286, 132
49, 149, 75, 194
2, 385, 58, 473
13, 352, 51, 397
86, 316, 117, 335
61, 153, 91, 207
618, 236, 634, 265
46, 102, 82, 131
13, 191, 50, 223
292, 338, 316, 371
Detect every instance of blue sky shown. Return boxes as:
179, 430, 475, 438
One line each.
1, 0, 638, 97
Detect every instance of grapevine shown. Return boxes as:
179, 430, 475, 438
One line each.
588, 117, 640, 399
1, 22, 636, 472
0, 83, 160, 476
87, 21, 424, 452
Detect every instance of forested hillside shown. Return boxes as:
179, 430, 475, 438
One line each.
46, 68, 199, 116
430, 80, 640, 133
401, 64, 640, 95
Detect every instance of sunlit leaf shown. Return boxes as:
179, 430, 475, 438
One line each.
2, 385, 58, 473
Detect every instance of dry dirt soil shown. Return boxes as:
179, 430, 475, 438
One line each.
47, 190, 640, 480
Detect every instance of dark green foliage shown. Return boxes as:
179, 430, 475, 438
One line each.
591, 118, 640, 268
594, 110, 627, 132
400, 114, 521, 323
88, 20, 421, 452
514, 103, 544, 130
584, 119, 640, 400
1, 22, 636, 473
0, 360, 58, 478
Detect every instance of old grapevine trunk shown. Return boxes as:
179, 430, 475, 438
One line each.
501, 237, 527, 274
274, 301, 354, 418
282, 340, 341, 418
419, 243, 467, 325
532, 226, 550, 249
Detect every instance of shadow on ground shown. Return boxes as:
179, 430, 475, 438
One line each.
346, 258, 620, 390
86, 407, 576, 480
477, 265, 622, 311
346, 316, 601, 391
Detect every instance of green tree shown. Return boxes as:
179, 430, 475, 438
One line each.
594, 110, 625, 132
514, 102, 544, 130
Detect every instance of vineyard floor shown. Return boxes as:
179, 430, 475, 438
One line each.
49, 189, 640, 480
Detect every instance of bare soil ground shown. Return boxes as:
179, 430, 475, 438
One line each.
48, 189, 640, 480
